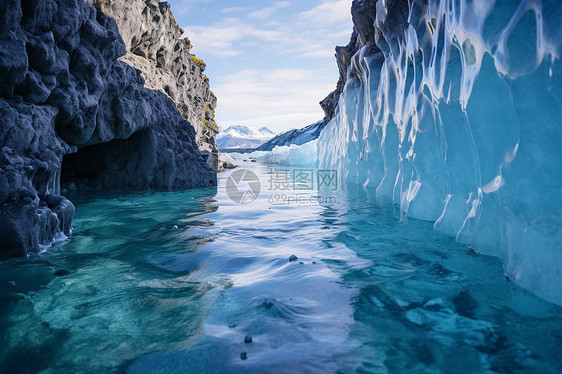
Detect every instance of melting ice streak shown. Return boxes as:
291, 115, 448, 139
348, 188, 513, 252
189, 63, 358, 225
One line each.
315, 0, 562, 305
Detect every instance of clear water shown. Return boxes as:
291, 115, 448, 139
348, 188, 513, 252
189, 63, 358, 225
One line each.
1, 159, 561, 373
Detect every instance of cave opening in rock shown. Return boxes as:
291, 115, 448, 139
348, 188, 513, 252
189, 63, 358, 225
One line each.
61, 130, 151, 190
61, 128, 217, 191
61, 144, 109, 186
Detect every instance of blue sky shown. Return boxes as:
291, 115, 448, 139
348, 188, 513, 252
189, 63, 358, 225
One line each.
166, 0, 353, 133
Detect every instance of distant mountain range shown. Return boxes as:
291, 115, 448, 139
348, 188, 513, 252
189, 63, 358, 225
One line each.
254, 120, 325, 151
217, 125, 276, 149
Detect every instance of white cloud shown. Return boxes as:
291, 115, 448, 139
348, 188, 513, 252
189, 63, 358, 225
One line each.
171, 0, 212, 15
248, 7, 276, 19
184, 11, 351, 60
213, 68, 335, 132
177, 0, 354, 131
298, 49, 336, 59
297, 0, 353, 27
221, 7, 247, 13
274, 1, 291, 8
183, 19, 287, 57
224, 113, 324, 132
248, 2, 292, 20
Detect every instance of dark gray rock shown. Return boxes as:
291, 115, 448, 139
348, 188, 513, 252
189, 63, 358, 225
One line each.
452, 290, 478, 319
351, 0, 378, 45
54, 269, 70, 277
0, 0, 216, 257
320, 30, 360, 124
93, 0, 220, 171
218, 160, 237, 171
321, 0, 410, 124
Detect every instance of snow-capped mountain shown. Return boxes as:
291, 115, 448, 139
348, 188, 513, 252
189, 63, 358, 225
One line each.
255, 120, 325, 151
217, 125, 276, 149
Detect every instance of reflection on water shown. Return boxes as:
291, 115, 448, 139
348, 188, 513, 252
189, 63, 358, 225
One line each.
1, 159, 561, 373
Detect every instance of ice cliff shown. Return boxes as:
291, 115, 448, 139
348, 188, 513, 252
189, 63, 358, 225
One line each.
0, 0, 217, 257
318, 0, 562, 305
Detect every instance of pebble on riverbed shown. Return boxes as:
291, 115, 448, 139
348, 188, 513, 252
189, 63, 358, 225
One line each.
289, 255, 298, 262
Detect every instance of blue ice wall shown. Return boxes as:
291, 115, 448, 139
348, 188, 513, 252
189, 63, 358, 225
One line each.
318, 0, 562, 304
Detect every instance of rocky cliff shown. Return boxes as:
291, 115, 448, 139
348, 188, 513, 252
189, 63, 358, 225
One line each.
0, 0, 217, 258
91, 0, 220, 170
319, 0, 383, 123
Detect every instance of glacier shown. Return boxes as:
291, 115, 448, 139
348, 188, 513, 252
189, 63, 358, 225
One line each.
251, 140, 318, 167
317, 0, 562, 305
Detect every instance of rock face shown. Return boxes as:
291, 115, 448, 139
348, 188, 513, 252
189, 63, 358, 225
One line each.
0, 0, 216, 257
320, 31, 359, 124
319, 0, 382, 124
91, 0, 220, 171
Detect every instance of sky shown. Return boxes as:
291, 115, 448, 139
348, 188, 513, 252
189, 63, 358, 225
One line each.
166, 0, 354, 133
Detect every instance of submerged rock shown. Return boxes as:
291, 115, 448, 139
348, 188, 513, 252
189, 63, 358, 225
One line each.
452, 291, 478, 319
0, 0, 217, 257
54, 269, 70, 277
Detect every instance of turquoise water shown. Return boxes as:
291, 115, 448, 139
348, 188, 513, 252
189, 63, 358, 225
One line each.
1, 159, 561, 373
